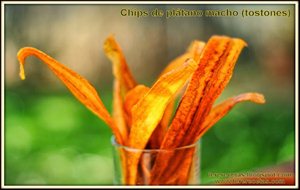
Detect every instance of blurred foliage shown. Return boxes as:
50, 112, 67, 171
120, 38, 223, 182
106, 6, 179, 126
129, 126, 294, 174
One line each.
4, 3, 295, 185
201, 99, 294, 184
5, 89, 114, 184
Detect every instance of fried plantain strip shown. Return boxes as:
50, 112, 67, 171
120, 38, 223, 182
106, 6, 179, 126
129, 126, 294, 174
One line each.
158, 147, 196, 185
150, 36, 246, 184
123, 85, 149, 127
183, 38, 247, 146
147, 99, 174, 149
17, 47, 123, 144
197, 93, 266, 139
104, 35, 137, 93
153, 93, 265, 184
148, 40, 205, 149
159, 40, 205, 76
160, 36, 233, 150
127, 58, 198, 184
113, 80, 128, 143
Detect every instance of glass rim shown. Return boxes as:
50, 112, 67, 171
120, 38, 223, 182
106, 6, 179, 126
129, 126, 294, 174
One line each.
111, 135, 199, 153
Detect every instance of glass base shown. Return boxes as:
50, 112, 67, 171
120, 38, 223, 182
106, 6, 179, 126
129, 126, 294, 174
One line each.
111, 136, 201, 185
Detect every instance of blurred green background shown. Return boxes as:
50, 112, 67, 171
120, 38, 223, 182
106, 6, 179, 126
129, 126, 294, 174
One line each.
4, 4, 295, 185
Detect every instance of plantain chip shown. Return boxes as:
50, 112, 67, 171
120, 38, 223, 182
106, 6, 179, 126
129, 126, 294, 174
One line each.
127, 58, 198, 184
17, 47, 124, 144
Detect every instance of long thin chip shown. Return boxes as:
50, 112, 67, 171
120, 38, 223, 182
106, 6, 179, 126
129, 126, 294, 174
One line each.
159, 41, 205, 76
161, 36, 234, 149
186, 40, 206, 63
149, 40, 205, 149
197, 93, 266, 139
146, 99, 175, 149
123, 85, 149, 127
184, 38, 247, 146
150, 36, 247, 183
113, 80, 128, 143
127, 58, 198, 184
160, 99, 175, 130
147, 123, 166, 149
123, 84, 166, 149
104, 35, 137, 93
151, 93, 265, 184
17, 47, 124, 144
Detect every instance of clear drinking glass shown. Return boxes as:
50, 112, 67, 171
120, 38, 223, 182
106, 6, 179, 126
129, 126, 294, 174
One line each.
111, 136, 201, 185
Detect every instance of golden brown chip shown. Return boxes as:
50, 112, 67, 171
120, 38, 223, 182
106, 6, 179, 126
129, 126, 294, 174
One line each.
113, 80, 128, 143
159, 40, 205, 76
104, 35, 137, 93
186, 40, 206, 63
198, 92, 266, 139
151, 93, 265, 184
150, 36, 247, 184
184, 38, 247, 146
123, 85, 149, 127
17, 47, 124, 144
161, 36, 235, 149
127, 58, 198, 184
146, 123, 166, 149
149, 40, 205, 149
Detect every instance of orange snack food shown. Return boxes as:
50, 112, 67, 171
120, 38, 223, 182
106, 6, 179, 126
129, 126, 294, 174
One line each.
17, 35, 265, 185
